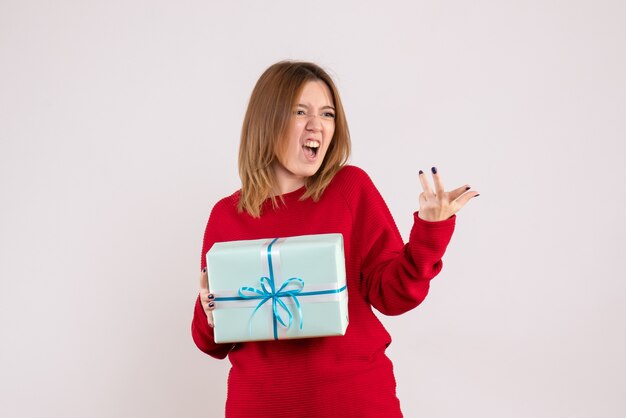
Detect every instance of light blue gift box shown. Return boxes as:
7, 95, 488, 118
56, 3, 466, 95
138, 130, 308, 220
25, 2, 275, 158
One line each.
206, 234, 349, 344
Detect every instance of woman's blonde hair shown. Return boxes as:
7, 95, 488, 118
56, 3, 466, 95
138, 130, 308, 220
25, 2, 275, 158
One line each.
237, 61, 351, 218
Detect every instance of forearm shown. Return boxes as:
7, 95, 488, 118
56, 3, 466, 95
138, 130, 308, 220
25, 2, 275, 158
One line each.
363, 212, 456, 315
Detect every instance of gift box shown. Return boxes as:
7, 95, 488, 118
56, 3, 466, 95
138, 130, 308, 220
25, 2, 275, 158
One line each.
206, 234, 348, 343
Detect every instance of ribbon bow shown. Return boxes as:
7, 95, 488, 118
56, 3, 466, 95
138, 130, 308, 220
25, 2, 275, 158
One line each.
238, 276, 305, 336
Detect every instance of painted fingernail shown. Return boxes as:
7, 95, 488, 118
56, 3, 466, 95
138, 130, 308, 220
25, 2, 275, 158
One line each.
465, 186, 471, 191
419, 170, 424, 175
431, 167, 437, 174
208, 293, 215, 300
208, 302, 215, 308
474, 194, 480, 197
202, 267, 207, 273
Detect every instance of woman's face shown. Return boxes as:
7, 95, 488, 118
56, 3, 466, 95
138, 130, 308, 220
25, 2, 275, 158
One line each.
273, 80, 336, 189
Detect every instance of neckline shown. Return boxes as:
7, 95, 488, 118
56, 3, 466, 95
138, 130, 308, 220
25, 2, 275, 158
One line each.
276, 185, 306, 199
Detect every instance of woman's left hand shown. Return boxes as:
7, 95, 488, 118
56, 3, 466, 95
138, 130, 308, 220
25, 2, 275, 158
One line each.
417, 166, 479, 222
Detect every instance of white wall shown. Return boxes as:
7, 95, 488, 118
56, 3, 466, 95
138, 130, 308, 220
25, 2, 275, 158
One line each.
1, 1, 625, 417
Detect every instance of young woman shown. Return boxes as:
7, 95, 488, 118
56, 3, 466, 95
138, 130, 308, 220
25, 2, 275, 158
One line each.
191, 61, 479, 417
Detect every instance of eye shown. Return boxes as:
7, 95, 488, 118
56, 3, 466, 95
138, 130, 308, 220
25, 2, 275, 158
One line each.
323, 112, 336, 119
294, 109, 306, 116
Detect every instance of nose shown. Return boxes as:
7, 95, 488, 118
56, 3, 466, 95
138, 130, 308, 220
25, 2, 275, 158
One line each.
305, 115, 323, 132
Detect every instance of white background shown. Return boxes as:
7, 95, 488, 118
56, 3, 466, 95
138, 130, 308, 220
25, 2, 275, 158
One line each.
1, 1, 625, 417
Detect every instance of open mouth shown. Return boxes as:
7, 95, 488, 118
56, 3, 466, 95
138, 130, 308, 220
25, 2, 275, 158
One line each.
303, 140, 320, 159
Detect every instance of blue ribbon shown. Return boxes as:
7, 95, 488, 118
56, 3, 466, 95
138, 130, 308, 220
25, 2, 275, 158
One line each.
239, 276, 305, 340
214, 237, 347, 340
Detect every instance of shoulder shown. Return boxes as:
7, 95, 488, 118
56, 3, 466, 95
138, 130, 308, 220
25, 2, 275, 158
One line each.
209, 190, 241, 218
324, 164, 382, 209
332, 164, 375, 188
330, 164, 379, 196
203, 190, 243, 242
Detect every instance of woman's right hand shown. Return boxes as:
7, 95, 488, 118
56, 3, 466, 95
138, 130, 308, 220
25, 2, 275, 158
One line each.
199, 267, 216, 327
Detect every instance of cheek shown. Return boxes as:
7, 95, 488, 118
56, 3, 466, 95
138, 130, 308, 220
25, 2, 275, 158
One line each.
325, 123, 336, 142
284, 124, 302, 152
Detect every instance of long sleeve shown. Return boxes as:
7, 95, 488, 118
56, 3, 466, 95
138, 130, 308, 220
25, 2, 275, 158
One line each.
190, 199, 235, 359
191, 295, 233, 359
349, 168, 456, 315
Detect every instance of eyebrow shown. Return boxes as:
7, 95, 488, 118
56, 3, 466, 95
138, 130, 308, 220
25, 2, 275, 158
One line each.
296, 103, 336, 111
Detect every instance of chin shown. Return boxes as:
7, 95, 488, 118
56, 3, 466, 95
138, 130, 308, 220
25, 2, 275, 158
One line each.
302, 164, 323, 178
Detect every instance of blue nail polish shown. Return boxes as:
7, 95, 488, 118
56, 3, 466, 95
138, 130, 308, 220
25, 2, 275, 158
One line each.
202, 267, 207, 273
208, 302, 215, 308
431, 167, 437, 174
208, 294, 215, 300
